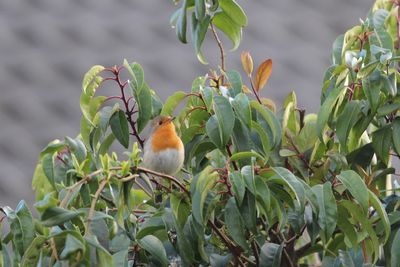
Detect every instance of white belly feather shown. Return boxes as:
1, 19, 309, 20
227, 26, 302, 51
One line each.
143, 137, 184, 175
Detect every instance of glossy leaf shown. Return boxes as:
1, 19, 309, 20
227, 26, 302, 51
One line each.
123, 60, 144, 92
392, 118, 400, 156
194, 0, 205, 20
391, 229, 400, 267
259, 243, 283, 267
231, 93, 251, 127
132, 83, 152, 132
192, 166, 218, 224
251, 100, 282, 148
82, 65, 104, 94
225, 70, 243, 96
336, 100, 362, 152
337, 170, 369, 212
254, 59, 272, 92
212, 11, 242, 50
161, 91, 187, 116
176, 0, 188, 43
219, 0, 247, 27
271, 167, 305, 208
213, 95, 235, 148
372, 125, 392, 164
109, 110, 129, 148
311, 183, 337, 244
224, 197, 249, 250
41, 207, 84, 227
191, 14, 211, 64
316, 86, 345, 141
368, 190, 390, 243
138, 235, 169, 267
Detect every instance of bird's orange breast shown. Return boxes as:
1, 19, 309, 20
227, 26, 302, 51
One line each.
151, 123, 183, 152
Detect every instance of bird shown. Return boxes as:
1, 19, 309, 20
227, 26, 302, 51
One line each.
143, 115, 184, 175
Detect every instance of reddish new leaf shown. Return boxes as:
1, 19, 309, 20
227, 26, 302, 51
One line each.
254, 59, 272, 92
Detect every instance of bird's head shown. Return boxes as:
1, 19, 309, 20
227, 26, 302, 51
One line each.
150, 115, 176, 133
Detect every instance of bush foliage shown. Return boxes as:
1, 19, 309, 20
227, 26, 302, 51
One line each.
1, 0, 400, 266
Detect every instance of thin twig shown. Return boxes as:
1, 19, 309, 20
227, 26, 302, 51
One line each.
210, 22, 225, 73
136, 167, 189, 195
85, 178, 108, 234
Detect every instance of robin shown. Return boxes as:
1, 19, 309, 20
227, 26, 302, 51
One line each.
143, 115, 184, 175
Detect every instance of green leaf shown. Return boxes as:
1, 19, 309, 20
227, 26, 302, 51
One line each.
192, 166, 218, 224
176, 0, 188, 43
123, 60, 144, 92
392, 118, 400, 156
191, 14, 211, 64
132, 83, 152, 133
250, 100, 282, 149
372, 125, 392, 164
206, 96, 235, 149
60, 234, 86, 259
138, 235, 169, 267
136, 216, 165, 239
331, 34, 344, 65
206, 115, 222, 149
200, 86, 214, 112
370, 28, 393, 51
338, 250, 355, 267
383, 72, 397, 96
219, 0, 247, 26
337, 170, 369, 213
368, 190, 390, 243
357, 61, 379, 79
255, 176, 271, 216
232, 93, 251, 127
225, 70, 243, 97
251, 120, 271, 155
336, 101, 362, 152
259, 243, 283, 267
80, 76, 103, 124
41, 207, 84, 227
229, 171, 246, 205
363, 75, 381, 113
340, 200, 380, 263
82, 65, 104, 94
34, 192, 58, 213
21, 236, 46, 267
311, 182, 337, 245
271, 167, 305, 208
377, 103, 400, 117
391, 229, 400, 267
98, 133, 116, 155
337, 205, 358, 249
161, 91, 187, 116
65, 136, 87, 163
109, 110, 129, 149
373, 9, 389, 29
194, 0, 205, 20
3, 201, 35, 257
224, 197, 249, 250
212, 11, 242, 50
41, 153, 55, 188
316, 86, 345, 141
230, 151, 264, 162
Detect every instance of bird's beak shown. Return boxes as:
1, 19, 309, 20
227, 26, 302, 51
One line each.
169, 116, 176, 122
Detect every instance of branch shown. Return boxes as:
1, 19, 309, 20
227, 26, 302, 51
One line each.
113, 67, 144, 148
210, 22, 226, 73
136, 167, 189, 195
85, 178, 108, 234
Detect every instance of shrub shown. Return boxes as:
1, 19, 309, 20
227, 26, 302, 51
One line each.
1, 0, 400, 266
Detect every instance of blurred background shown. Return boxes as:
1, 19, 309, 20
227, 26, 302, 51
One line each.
0, 0, 372, 206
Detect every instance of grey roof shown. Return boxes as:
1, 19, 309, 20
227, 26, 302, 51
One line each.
0, 0, 372, 206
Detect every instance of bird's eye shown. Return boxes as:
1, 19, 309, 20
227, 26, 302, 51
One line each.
158, 121, 163, 125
